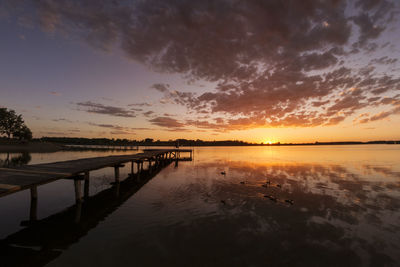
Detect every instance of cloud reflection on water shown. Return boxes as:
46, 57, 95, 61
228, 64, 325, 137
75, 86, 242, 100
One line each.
0, 148, 399, 266
152, 159, 400, 266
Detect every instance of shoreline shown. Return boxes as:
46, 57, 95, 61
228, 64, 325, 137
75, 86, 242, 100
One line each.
0, 141, 399, 153
0, 142, 64, 153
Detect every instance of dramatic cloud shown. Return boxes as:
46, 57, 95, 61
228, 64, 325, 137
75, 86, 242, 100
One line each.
149, 116, 185, 129
77, 101, 136, 118
357, 101, 400, 123
6, 0, 400, 130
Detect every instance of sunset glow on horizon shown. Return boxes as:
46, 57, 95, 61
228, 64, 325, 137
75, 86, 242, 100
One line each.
1, 0, 400, 143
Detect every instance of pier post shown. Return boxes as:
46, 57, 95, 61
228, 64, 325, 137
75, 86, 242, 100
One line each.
30, 186, 38, 221
135, 161, 140, 173
136, 162, 141, 180
74, 202, 82, 223
84, 171, 90, 199
114, 166, 120, 183
115, 181, 120, 198
74, 180, 82, 203
148, 160, 153, 173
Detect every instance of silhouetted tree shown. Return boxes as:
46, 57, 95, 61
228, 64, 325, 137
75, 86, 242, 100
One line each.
13, 125, 33, 141
0, 107, 31, 140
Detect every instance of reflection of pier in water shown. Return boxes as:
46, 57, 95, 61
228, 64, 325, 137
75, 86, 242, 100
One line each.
0, 152, 191, 267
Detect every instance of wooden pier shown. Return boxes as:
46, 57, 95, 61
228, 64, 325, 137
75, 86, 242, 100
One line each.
65, 144, 140, 151
0, 149, 192, 200
0, 160, 175, 267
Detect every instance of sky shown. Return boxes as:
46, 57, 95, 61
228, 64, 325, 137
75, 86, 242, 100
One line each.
0, 0, 400, 143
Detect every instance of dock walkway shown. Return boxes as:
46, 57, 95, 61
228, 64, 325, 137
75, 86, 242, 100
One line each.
1, 163, 168, 266
0, 149, 192, 198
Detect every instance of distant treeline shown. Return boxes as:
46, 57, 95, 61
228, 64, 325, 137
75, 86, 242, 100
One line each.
37, 137, 400, 146
38, 137, 250, 146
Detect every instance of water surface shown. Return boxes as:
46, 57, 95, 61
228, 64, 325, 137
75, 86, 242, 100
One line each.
0, 145, 399, 266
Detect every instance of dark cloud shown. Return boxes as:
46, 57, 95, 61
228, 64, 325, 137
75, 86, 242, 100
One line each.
312, 100, 330, 107
131, 127, 153, 130
128, 102, 152, 107
6, 0, 400, 129
149, 116, 185, 129
151, 83, 170, 93
352, 13, 384, 48
371, 56, 398, 65
110, 130, 136, 135
77, 101, 136, 118
87, 122, 136, 135
88, 122, 152, 132
143, 111, 155, 117
355, 99, 400, 123
88, 122, 121, 129
52, 118, 73, 123
49, 91, 61, 96
40, 131, 66, 136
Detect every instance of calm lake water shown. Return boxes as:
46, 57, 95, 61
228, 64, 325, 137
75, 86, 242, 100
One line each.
1, 145, 400, 266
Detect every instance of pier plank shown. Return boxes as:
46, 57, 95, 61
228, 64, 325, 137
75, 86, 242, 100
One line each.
0, 149, 192, 197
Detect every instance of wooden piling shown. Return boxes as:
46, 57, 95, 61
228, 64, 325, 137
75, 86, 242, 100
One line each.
30, 186, 38, 221
84, 171, 90, 199
74, 180, 82, 203
114, 166, 120, 183
74, 202, 82, 223
30, 186, 38, 200
115, 181, 120, 198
